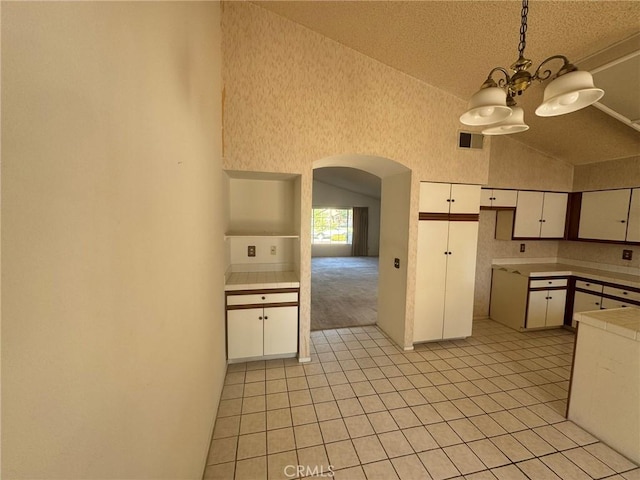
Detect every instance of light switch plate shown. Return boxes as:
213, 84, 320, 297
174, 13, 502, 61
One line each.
248, 245, 256, 257
622, 249, 633, 260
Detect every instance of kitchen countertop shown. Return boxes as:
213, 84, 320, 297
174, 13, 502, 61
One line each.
492, 262, 640, 289
225, 271, 300, 291
574, 307, 640, 341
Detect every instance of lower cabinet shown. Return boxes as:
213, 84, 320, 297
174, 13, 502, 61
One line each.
526, 289, 567, 328
490, 271, 568, 331
226, 289, 299, 361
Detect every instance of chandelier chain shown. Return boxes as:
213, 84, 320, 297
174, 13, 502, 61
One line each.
518, 0, 529, 58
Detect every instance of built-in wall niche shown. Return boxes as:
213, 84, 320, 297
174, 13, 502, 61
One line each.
226, 170, 300, 236
224, 170, 301, 275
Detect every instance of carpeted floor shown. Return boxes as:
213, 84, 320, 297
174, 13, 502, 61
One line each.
311, 256, 379, 331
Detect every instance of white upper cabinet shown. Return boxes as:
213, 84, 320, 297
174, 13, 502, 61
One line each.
625, 188, 640, 243
578, 189, 631, 242
540, 193, 569, 238
419, 182, 480, 214
480, 188, 518, 208
513, 191, 567, 238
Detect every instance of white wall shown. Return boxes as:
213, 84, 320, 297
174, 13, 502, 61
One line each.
1, 3, 226, 479
312, 180, 381, 257
377, 171, 412, 348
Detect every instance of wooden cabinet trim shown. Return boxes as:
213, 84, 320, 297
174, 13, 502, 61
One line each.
226, 287, 300, 297
227, 301, 299, 311
529, 286, 568, 292
419, 213, 479, 221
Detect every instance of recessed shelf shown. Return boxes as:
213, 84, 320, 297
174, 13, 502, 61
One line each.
224, 232, 300, 240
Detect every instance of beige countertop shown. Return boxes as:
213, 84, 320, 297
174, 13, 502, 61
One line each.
225, 271, 299, 291
492, 263, 640, 289
574, 307, 640, 342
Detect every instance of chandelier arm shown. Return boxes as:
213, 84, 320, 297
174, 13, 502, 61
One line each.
484, 67, 512, 89
532, 55, 574, 82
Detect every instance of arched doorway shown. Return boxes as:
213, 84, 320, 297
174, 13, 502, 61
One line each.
311, 155, 412, 345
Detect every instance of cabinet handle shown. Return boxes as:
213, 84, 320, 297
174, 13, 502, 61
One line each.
586, 283, 590, 286
548, 281, 552, 284
623, 291, 628, 295
451, 199, 455, 202
264, 315, 269, 319
446, 198, 451, 202
620, 220, 626, 223
622, 305, 627, 308
261, 296, 266, 300
548, 297, 552, 300
448, 251, 452, 255
595, 302, 600, 305
259, 316, 263, 320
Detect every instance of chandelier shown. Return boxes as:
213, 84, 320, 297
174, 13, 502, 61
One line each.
460, 0, 604, 135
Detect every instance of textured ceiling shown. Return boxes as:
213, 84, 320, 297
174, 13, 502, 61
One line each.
254, 1, 640, 165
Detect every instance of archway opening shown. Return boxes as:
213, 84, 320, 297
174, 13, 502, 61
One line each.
311, 155, 411, 340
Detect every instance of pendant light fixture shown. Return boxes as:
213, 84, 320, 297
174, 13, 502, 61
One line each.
460, 0, 604, 135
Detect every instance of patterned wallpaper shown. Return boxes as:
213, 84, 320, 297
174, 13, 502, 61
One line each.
573, 156, 640, 192
221, 1, 635, 353
222, 2, 490, 354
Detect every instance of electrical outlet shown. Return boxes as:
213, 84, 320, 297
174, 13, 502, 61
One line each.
520, 243, 526, 253
248, 245, 256, 257
622, 249, 633, 261
394, 258, 400, 269
270, 246, 277, 255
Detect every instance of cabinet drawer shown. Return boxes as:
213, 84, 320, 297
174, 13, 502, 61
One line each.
602, 286, 640, 303
227, 292, 298, 306
601, 297, 635, 310
530, 278, 568, 289
575, 280, 603, 293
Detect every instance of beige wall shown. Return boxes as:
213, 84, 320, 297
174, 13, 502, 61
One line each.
572, 156, 640, 192
222, 2, 490, 350
487, 137, 574, 191
2, 3, 226, 479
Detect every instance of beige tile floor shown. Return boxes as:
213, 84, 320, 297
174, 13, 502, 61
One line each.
204, 319, 639, 480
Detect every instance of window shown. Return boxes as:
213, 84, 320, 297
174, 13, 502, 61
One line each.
311, 208, 353, 244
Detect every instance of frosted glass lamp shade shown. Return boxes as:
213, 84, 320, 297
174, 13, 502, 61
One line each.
482, 106, 529, 135
535, 70, 604, 117
460, 87, 512, 126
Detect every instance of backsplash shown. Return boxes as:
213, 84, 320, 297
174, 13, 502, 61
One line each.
558, 241, 639, 269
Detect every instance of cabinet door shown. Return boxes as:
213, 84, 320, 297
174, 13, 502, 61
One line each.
545, 289, 566, 326
493, 189, 518, 208
263, 306, 298, 356
540, 193, 568, 238
626, 188, 640, 242
419, 182, 452, 213
514, 191, 544, 238
227, 308, 264, 359
480, 189, 494, 207
442, 221, 479, 339
450, 184, 480, 214
579, 189, 631, 241
526, 290, 548, 328
413, 221, 448, 342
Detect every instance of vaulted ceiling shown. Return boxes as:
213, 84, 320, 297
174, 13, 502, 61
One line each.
255, 1, 640, 165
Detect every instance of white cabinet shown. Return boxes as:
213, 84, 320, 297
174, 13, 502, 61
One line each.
526, 289, 567, 328
513, 191, 568, 238
226, 289, 298, 361
490, 271, 567, 331
578, 189, 631, 242
419, 182, 480, 214
414, 182, 480, 343
626, 188, 640, 243
480, 188, 518, 208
